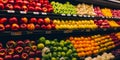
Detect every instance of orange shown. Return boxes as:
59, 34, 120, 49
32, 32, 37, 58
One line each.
74, 44, 78, 49
69, 36, 74, 41
87, 51, 92, 55
93, 50, 99, 54
78, 52, 86, 57
71, 40, 75, 44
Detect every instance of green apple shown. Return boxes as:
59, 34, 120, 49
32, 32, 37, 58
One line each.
42, 54, 49, 60
45, 40, 50, 46
53, 47, 57, 52
72, 57, 77, 60
63, 47, 68, 52
60, 42, 64, 47
58, 52, 61, 57
51, 57, 57, 60
73, 53, 78, 57
37, 43, 45, 49
52, 52, 57, 57
57, 47, 62, 51
61, 52, 66, 57
38, 37, 46, 43
51, 41, 55, 46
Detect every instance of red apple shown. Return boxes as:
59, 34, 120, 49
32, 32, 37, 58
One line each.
16, 0, 23, 4
0, 49, 6, 57
30, 18, 37, 24
46, 24, 51, 30
29, 2, 36, 6
0, 0, 8, 4
35, 6, 42, 12
39, 0, 43, 4
0, 24, 5, 31
11, 23, 19, 31
42, 7, 47, 12
0, 3, 4, 9
44, 0, 49, 4
41, 24, 46, 29
17, 40, 25, 47
29, 58, 35, 60
24, 46, 31, 53
30, 41, 36, 46
5, 24, 11, 30
0, 57, 3, 60
28, 6, 35, 11
42, 4, 47, 7
35, 24, 40, 30
36, 50, 42, 57
0, 17, 7, 24
23, 0, 29, 5
4, 55, 12, 60
5, 4, 13, 10
44, 17, 50, 24
21, 53, 28, 60
47, 7, 53, 12
35, 57, 40, 60
21, 17, 28, 23
27, 23, 35, 31
37, 18, 44, 24
31, 45, 37, 51
51, 24, 55, 29
20, 24, 27, 30
6, 40, 16, 48
9, 17, 18, 24
13, 55, 20, 60
22, 5, 28, 11
36, 3, 41, 7
7, 48, 14, 55
14, 4, 21, 10
24, 39, 30, 46
29, 51, 35, 57
8, 0, 14, 4
15, 46, 23, 53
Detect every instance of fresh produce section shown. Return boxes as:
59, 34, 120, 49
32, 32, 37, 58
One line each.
0, 0, 119, 60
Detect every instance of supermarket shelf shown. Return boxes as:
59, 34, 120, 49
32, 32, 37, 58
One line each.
76, 0, 120, 9
0, 28, 120, 36
0, 10, 120, 20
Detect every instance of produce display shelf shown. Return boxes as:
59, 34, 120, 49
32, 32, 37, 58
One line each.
0, 28, 119, 36
0, 10, 120, 20
76, 0, 120, 9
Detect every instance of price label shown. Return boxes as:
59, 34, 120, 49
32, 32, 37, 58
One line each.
103, 29, 107, 31
7, 10, 15, 13
20, 11, 27, 14
114, 28, 117, 30
11, 32, 22, 36
33, 12, 39, 15
45, 31, 51, 34
83, 15, 87, 17
92, 16, 95, 18
67, 14, 71, 16
86, 29, 90, 32
64, 30, 73, 33
102, 16, 105, 18
79, 15, 82, 17
73, 14, 77, 17
87, 15, 90, 17
27, 31, 33, 34
61, 14, 66, 16
41, 12, 47, 15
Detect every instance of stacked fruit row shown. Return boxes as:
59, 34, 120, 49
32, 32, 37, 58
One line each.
54, 19, 120, 30
0, 40, 41, 60
69, 32, 120, 57
0, 0, 53, 12
0, 17, 55, 31
38, 37, 78, 60
51, 1, 120, 17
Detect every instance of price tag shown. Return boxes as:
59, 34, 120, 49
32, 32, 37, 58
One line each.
27, 31, 33, 34
102, 16, 105, 18
7, 10, 15, 13
83, 15, 87, 17
45, 31, 51, 34
73, 14, 77, 17
86, 29, 90, 32
33, 12, 39, 15
67, 14, 71, 16
87, 15, 90, 17
79, 15, 82, 17
114, 28, 117, 30
103, 29, 107, 31
20, 11, 27, 14
92, 16, 95, 18
61, 14, 66, 16
41, 12, 47, 15
64, 30, 73, 33
11, 32, 22, 35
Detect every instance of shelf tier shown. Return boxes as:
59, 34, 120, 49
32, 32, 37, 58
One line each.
0, 28, 119, 36
0, 10, 120, 20
76, 0, 120, 9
